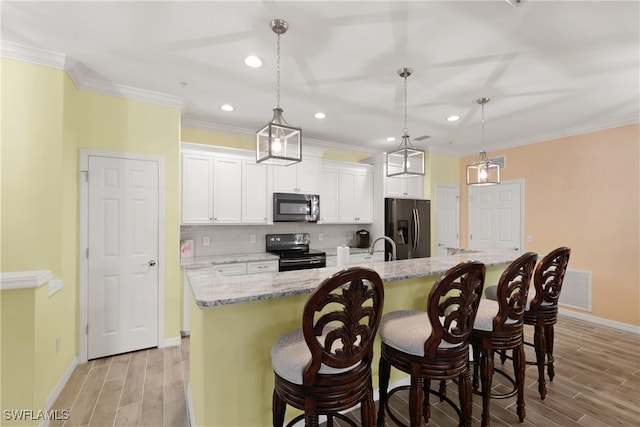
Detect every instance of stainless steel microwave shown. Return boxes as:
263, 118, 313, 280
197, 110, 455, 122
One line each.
273, 193, 319, 222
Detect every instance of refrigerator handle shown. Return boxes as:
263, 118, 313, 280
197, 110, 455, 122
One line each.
413, 208, 420, 254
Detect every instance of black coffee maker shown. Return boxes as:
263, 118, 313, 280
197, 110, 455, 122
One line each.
356, 230, 370, 248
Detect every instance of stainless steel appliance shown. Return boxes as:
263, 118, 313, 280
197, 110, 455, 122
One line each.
384, 198, 431, 260
273, 193, 320, 222
356, 230, 370, 248
266, 233, 326, 272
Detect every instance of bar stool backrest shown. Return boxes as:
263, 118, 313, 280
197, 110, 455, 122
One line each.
493, 252, 538, 331
529, 247, 571, 311
301, 267, 384, 385
425, 261, 486, 357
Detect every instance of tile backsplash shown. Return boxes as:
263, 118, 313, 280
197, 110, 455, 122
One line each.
180, 223, 371, 257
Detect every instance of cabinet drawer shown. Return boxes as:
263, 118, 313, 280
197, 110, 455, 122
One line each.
246, 261, 279, 274
212, 263, 247, 276
349, 253, 384, 264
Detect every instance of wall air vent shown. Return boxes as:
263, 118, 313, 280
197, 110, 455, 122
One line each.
488, 155, 506, 169
559, 269, 592, 311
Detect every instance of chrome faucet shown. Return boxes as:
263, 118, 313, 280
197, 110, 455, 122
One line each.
369, 236, 397, 261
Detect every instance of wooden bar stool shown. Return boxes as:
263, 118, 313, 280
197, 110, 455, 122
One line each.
470, 252, 538, 427
523, 247, 571, 399
377, 261, 485, 427
271, 267, 384, 427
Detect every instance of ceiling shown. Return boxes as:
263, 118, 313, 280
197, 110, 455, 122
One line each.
2, 1, 638, 156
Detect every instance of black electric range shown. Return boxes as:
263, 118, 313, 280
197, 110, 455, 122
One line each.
266, 233, 326, 272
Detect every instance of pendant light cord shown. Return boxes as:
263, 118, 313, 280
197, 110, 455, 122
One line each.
276, 31, 281, 109
481, 101, 486, 150
403, 74, 408, 135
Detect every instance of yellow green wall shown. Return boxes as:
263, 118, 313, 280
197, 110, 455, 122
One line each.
459, 124, 640, 326
1, 58, 78, 425
1, 57, 183, 422
76, 91, 182, 339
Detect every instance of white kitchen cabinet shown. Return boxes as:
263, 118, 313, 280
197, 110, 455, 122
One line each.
349, 252, 384, 265
182, 152, 214, 224
246, 260, 279, 274
319, 167, 339, 223
211, 263, 247, 276
212, 156, 242, 224
242, 161, 268, 224
273, 158, 321, 194
339, 168, 373, 223
386, 175, 424, 199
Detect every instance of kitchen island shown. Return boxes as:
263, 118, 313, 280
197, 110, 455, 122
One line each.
185, 251, 518, 426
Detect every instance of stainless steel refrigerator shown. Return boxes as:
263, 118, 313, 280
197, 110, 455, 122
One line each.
385, 198, 431, 260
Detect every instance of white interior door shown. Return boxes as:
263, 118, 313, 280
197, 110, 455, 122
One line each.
435, 184, 460, 256
468, 181, 523, 253
87, 155, 159, 359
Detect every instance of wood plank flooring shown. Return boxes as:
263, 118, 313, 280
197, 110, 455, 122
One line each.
50, 315, 639, 426
335, 315, 640, 426
49, 339, 189, 427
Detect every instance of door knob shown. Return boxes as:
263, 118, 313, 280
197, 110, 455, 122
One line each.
513, 247, 519, 251
148, 260, 156, 267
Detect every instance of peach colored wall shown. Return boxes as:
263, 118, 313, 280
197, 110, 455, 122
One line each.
459, 124, 640, 326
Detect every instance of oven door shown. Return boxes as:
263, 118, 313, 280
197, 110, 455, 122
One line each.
273, 193, 319, 222
279, 256, 326, 272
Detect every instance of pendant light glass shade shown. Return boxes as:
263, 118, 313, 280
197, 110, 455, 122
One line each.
256, 19, 302, 166
466, 98, 501, 185
466, 150, 501, 185
387, 68, 425, 178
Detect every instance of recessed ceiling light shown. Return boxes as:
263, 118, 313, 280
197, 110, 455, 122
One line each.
447, 115, 460, 122
386, 137, 396, 142
244, 55, 263, 68
314, 112, 326, 119
220, 104, 234, 112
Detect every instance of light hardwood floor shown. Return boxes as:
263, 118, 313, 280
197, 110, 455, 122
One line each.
50, 315, 639, 427
49, 339, 189, 427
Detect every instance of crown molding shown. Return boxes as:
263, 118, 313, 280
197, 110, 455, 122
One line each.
182, 118, 381, 156
0, 41, 66, 69
2, 41, 187, 110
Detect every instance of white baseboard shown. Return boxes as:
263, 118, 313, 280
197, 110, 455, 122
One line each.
41, 356, 78, 427
559, 309, 640, 334
163, 336, 182, 348
186, 382, 195, 427
46, 356, 78, 409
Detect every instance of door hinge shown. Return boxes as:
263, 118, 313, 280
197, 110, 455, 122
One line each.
85, 324, 88, 334
86, 248, 89, 258
81, 170, 89, 183
469, 234, 473, 240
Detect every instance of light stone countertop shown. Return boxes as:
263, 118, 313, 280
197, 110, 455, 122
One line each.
180, 252, 279, 267
185, 250, 518, 308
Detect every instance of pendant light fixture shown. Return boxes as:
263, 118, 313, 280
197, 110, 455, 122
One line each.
386, 67, 425, 178
256, 19, 301, 166
466, 97, 501, 185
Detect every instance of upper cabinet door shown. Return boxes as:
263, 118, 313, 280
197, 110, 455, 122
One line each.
242, 161, 268, 224
212, 157, 242, 224
181, 153, 214, 224
385, 175, 424, 199
337, 167, 373, 224
272, 158, 321, 194
319, 167, 339, 223
355, 171, 373, 223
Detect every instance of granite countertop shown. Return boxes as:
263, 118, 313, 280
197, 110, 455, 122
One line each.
180, 252, 279, 268
186, 251, 518, 308
321, 246, 381, 256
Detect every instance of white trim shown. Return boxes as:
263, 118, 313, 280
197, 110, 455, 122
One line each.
559, 310, 640, 335
186, 383, 195, 427
163, 336, 181, 348
45, 357, 78, 410
0, 41, 66, 69
79, 149, 166, 363
48, 279, 64, 297
0, 270, 53, 290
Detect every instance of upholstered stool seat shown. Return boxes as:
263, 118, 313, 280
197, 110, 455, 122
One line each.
271, 328, 361, 384
470, 252, 538, 427
271, 267, 384, 427
377, 261, 486, 427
